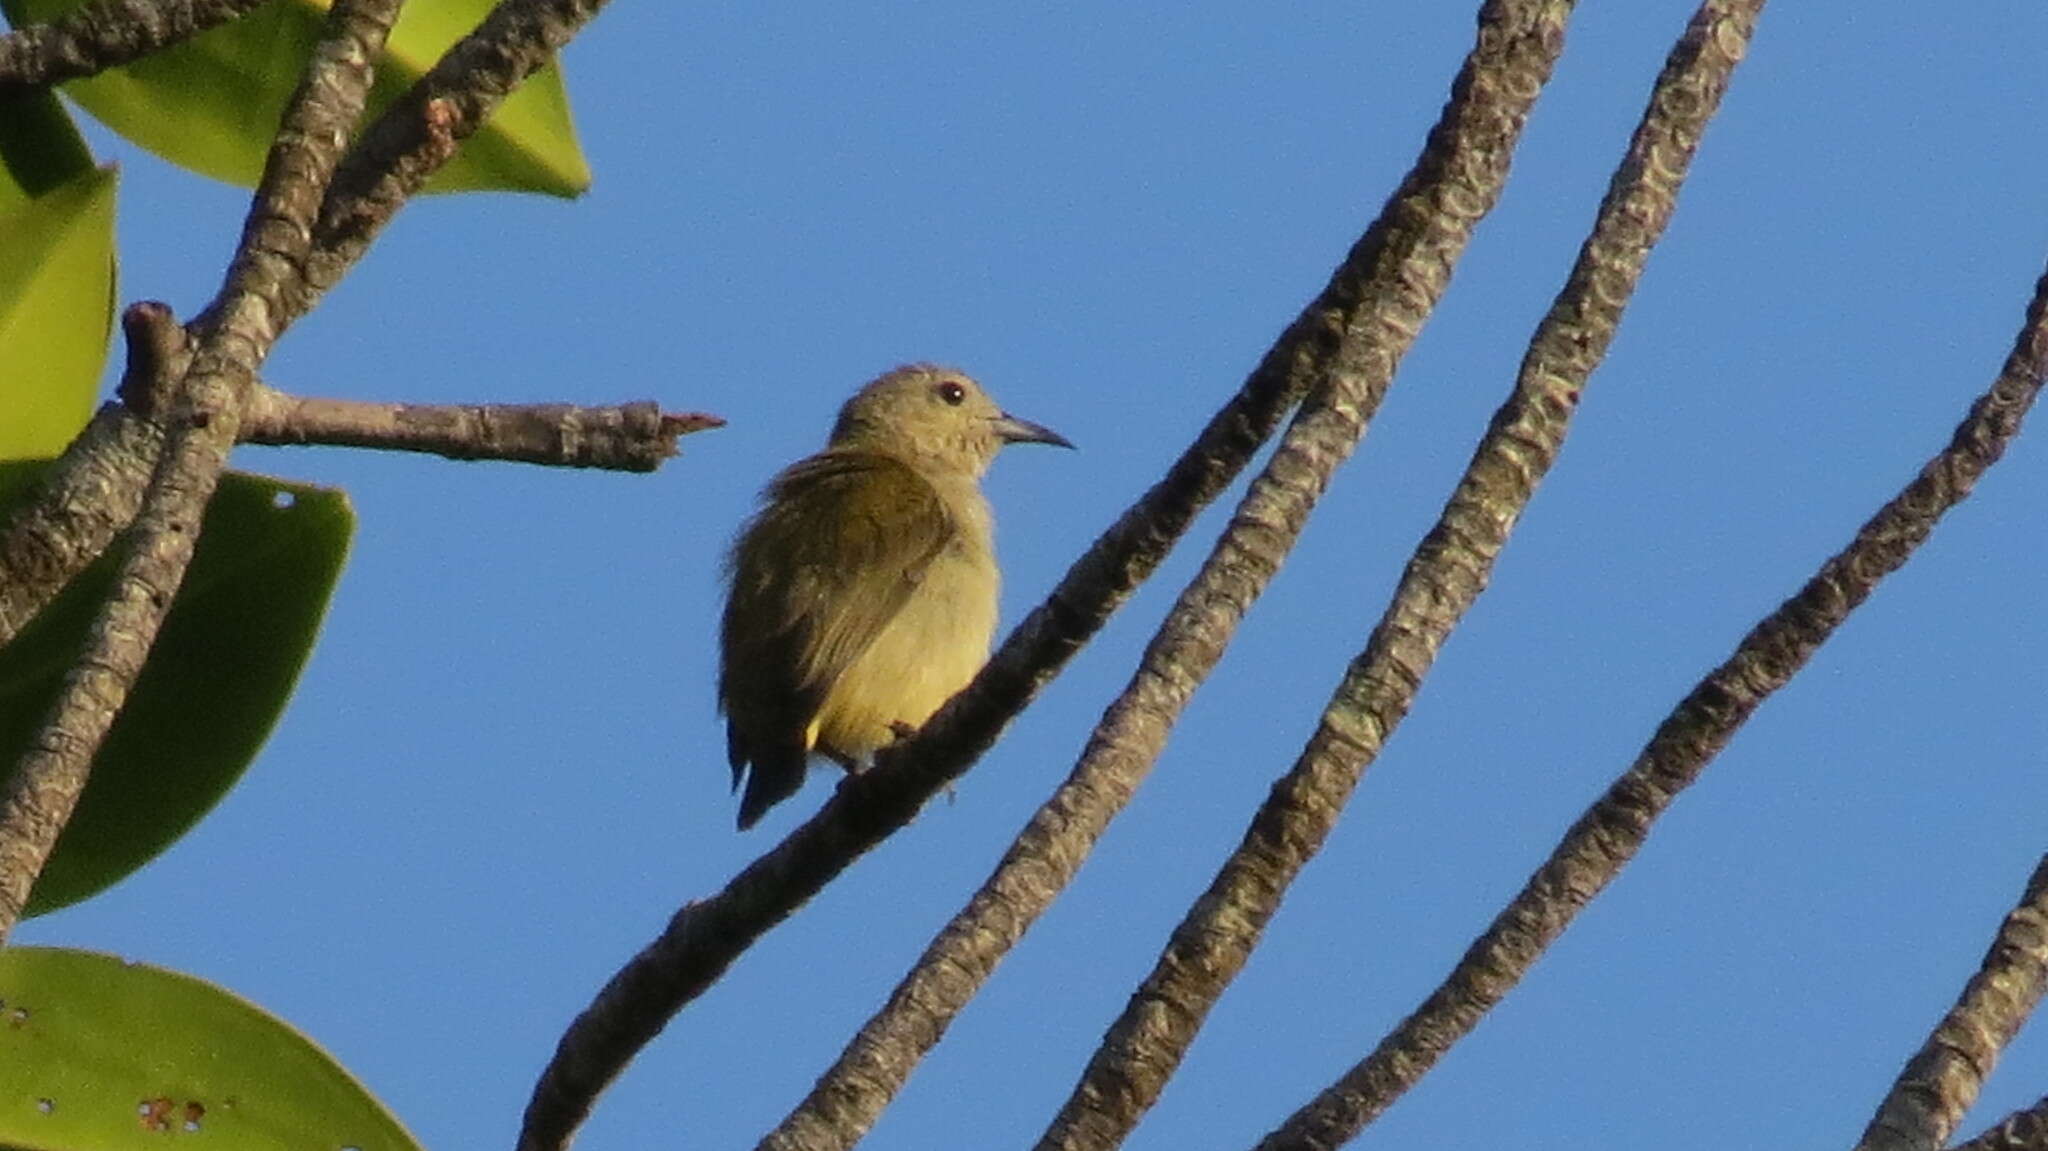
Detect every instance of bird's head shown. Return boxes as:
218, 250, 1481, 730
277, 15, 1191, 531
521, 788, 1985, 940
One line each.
828, 364, 1072, 477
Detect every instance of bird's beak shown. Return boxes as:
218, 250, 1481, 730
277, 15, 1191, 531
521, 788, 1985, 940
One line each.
992, 412, 1075, 449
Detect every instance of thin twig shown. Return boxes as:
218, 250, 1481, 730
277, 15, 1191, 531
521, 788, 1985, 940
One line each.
0, 0, 404, 941
291, 0, 615, 325
1252, 254, 2048, 1151
1855, 856, 2048, 1151
0, 0, 266, 91
240, 387, 724, 471
1953, 1096, 2048, 1151
754, 4, 1585, 1150
1031, 6, 1762, 1148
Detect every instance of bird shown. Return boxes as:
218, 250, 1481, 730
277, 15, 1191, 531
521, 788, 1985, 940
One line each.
718, 364, 1072, 829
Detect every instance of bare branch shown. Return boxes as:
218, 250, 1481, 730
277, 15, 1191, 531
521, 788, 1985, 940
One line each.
516, 3, 1578, 1149
2, 1, 644, 657
1953, 1096, 2048, 1151
1855, 856, 2048, 1151
240, 387, 724, 471
0, 0, 404, 941
1032, 4, 1763, 1148
0, 407, 160, 640
1252, 254, 2048, 1151
762, 0, 1599, 1147
0, 0, 266, 91
291, 0, 615, 326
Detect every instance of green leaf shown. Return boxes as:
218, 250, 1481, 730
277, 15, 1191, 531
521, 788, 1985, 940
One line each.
0, 88, 94, 214
1, 0, 590, 197
0, 92, 114, 460
0, 947, 421, 1150
0, 466, 354, 916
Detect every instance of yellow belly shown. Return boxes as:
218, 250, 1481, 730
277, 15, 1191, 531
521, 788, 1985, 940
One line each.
809, 546, 998, 763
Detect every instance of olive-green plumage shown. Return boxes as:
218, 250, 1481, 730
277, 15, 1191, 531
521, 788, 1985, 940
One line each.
719, 364, 1071, 828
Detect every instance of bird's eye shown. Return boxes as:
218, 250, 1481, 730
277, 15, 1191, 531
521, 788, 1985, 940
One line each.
936, 381, 966, 406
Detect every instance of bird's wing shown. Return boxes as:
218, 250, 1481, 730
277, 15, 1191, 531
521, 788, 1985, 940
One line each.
719, 450, 956, 821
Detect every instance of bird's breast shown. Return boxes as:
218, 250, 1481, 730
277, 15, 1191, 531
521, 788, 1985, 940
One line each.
812, 515, 999, 761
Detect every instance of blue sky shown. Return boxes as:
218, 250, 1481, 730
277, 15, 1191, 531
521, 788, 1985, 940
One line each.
21, 4, 2048, 1149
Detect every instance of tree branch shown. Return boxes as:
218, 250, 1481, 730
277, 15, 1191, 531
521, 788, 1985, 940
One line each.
1252, 252, 2048, 1151
290, 0, 615, 326
1030, 4, 1762, 1147
0, 303, 194, 648
0, 0, 266, 91
1855, 856, 2048, 1151
0, 0, 404, 941
757, 3, 1595, 1149
239, 387, 723, 471
2, 0, 631, 646
1953, 1096, 2048, 1151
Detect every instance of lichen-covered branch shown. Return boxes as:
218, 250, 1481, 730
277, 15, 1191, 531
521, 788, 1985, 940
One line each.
1252, 252, 2048, 1151
240, 387, 723, 471
0, 0, 404, 942
0, 0, 266, 91
1032, 5, 1762, 1148
1855, 856, 2048, 1151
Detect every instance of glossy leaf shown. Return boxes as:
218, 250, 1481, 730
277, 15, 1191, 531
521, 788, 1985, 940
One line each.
1, 0, 590, 197
0, 87, 93, 214
0, 947, 420, 1150
0, 90, 113, 460
0, 466, 354, 916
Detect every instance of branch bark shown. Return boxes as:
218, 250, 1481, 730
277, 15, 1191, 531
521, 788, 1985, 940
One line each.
1251, 252, 2048, 1151
0, 0, 405, 941
1953, 1096, 2048, 1151
0, 0, 631, 648
0, 411, 163, 647
0, 0, 266, 91
1030, 5, 1762, 1148
1855, 856, 2048, 1151
240, 387, 723, 470
754, 3, 1590, 1149
291, 0, 616, 326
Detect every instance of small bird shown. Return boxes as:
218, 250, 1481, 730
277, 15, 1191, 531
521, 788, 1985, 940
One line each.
719, 364, 1072, 829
